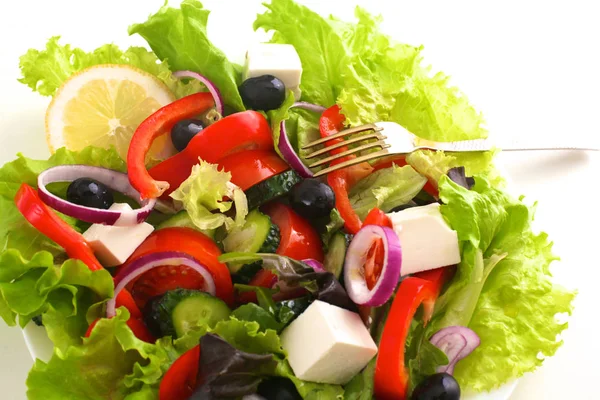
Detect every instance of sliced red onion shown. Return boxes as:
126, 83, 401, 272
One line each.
37, 165, 156, 226
343, 225, 402, 307
107, 251, 216, 318
173, 70, 224, 116
430, 326, 481, 375
277, 101, 326, 178
292, 102, 326, 114
302, 258, 325, 272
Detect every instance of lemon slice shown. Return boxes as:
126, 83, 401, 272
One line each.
46, 64, 177, 161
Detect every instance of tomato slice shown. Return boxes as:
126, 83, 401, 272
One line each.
238, 203, 323, 304
218, 149, 290, 191
262, 202, 324, 262
130, 265, 208, 309
121, 228, 234, 308
159, 345, 201, 400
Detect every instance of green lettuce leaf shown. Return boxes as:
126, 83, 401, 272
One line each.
406, 149, 503, 189
0, 250, 113, 347
170, 160, 248, 231
424, 176, 576, 390
19, 36, 201, 99
26, 310, 178, 400
348, 164, 427, 219
254, 0, 487, 142
0, 146, 126, 259
129, 0, 245, 111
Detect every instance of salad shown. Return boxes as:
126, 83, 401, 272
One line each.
0, 0, 575, 399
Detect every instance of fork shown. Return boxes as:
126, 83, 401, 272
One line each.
302, 121, 599, 177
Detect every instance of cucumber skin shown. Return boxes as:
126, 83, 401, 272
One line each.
245, 170, 302, 210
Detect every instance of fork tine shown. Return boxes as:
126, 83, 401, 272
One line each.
301, 123, 381, 149
309, 141, 390, 168
313, 149, 390, 177
304, 133, 385, 159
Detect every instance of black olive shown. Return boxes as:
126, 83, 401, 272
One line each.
66, 178, 114, 209
171, 119, 204, 152
390, 201, 417, 213
289, 178, 335, 220
411, 373, 461, 400
257, 377, 301, 400
239, 74, 286, 111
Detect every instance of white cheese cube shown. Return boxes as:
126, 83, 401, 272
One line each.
387, 203, 461, 275
243, 43, 303, 100
83, 203, 154, 267
280, 300, 377, 385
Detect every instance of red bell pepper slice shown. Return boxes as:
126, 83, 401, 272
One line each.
121, 227, 234, 307
361, 207, 394, 290
319, 106, 373, 234
159, 345, 201, 400
148, 110, 273, 198
218, 149, 289, 191
374, 277, 438, 400
14, 184, 103, 271
16, 184, 155, 342
128, 92, 215, 200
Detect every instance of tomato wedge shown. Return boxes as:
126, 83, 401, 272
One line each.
262, 202, 324, 262
159, 345, 201, 400
121, 227, 233, 308
149, 111, 273, 198
218, 149, 289, 191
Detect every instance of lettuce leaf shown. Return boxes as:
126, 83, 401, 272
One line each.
169, 160, 248, 231
26, 310, 178, 400
348, 164, 427, 219
0, 146, 126, 259
267, 91, 296, 159
129, 0, 245, 111
424, 176, 576, 390
18, 37, 201, 99
254, 0, 487, 142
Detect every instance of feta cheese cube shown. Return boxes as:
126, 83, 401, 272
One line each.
243, 43, 303, 100
388, 203, 461, 275
280, 300, 377, 385
83, 203, 154, 267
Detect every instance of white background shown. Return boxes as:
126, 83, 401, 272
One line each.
1, 0, 599, 399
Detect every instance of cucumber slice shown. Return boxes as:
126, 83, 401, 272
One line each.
223, 209, 280, 274
144, 289, 230, 338
156, 210, 215, 239
323, 232, 346, 279
245, 170, 302, 210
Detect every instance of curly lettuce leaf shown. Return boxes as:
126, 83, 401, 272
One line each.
26, 310, 178, 400
170, 160, 248, 231
254, 0, 487, 142
0, 146, 126, 259
425, 176, 576, 390
129, 0, 245, 111
0, 250, 113, 354
348, 164, 427, 219
19, 36, 201, 99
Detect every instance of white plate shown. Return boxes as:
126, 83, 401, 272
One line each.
3, 0, 596, 399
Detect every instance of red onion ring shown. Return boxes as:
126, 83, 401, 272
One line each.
430, 326, 481, 375
343, 225, 402, 307
277, 101, 326, 178
107, 251, 216, 318
173, 70, 224, 116
37, 165, 156, 226
302, 258, 325, 272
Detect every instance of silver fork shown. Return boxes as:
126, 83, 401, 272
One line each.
302, 121, 599, 177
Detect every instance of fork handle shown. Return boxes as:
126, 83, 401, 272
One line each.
429, 138, 599, 152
